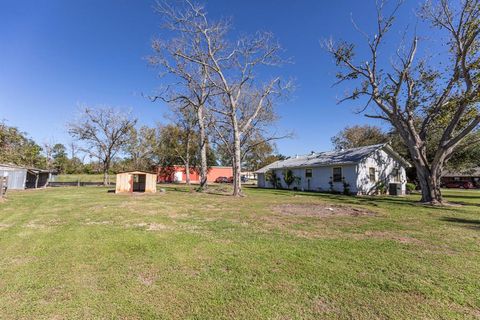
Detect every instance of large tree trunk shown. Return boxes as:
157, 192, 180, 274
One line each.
197, 105, 208, 191
232, 122, 242, 197
405, 139, 444, 204
415, 165, 442, 204
185, 161, 190, 185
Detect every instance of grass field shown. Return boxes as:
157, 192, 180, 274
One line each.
0, 186, 479, 319
54, 174, 115, 182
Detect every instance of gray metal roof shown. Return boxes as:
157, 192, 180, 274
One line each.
0, 163, 27, 170
255, 144, 407, 173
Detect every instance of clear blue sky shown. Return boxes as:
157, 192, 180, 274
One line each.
0, 0, 427, 156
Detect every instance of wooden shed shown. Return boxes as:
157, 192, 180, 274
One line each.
115, 171, 157, 194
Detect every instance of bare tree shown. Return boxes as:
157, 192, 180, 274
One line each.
325, 0, 480, 204
149, 1, 216, 191
155, 0, 291, 196
42, 140, 55, 170
69, 141, 78, 160
68, 107, 137, 186
124, 126, 158, 171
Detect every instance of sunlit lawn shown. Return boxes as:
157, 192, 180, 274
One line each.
0, 185, 479, 319
54, 174, 115, 182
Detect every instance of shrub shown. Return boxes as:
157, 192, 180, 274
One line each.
406, 182, 416, 194
265, 170, 280, 189
283, 169, 301, 190
376, 181, 387, 195
342, 177, 351, 195
328, 176, 334, 192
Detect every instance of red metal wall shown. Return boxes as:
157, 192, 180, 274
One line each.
156, 166, 233, 183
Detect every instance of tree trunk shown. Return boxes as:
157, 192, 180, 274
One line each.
103, 160, 109, 186
410, 152, 443, 204
396, 124, 444, 204
232, 123, 242, 196
197, 106, 208, 191
185, 136, 191, 185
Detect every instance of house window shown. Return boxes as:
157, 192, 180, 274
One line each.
391, 169, 401, 182
305, 169, 312, 178
369, 167, 376, 182
332, 167, 342, 182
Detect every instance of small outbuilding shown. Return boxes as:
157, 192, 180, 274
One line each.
0, 163, 54, 190
115, 171, 157, 194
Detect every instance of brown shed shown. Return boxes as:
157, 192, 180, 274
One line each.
115, 171, 157, 194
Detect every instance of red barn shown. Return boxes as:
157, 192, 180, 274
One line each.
156, 166, 233, 183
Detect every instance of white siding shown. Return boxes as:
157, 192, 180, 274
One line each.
356, 149, 407, 195
256, 146, 408, 195
261, 165, 357, 193
257, 173, 266, 188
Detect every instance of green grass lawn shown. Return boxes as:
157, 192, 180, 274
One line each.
0, 186, 479, 319
54, 174, 115, 182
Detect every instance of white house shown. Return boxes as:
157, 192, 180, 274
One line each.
255, 144, 410, 195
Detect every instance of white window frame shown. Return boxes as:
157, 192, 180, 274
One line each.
332, 167, 342, 182
305, 168, 312, 178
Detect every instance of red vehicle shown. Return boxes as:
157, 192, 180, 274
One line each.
444, 181, 475, 189
227, 176, 234, 183
215, 176, 228, 183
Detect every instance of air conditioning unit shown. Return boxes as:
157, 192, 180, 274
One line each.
389, 183, 402, 196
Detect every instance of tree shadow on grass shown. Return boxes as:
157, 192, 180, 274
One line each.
250, 187, 453, 211
447, 201, 480, 208
440, 217, 480, 230
442, 191, 480, 198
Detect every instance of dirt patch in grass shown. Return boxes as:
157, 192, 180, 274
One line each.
84, 220, 113, 226
0, 223, 11, 229
138, 271, 157, 286
25, 221, 47, 229
363, 231, 422, 244
311, 297, 337, 315
272, 203, 375, 218
127, 222, 172, 231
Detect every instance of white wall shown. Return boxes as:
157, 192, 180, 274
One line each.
259, 165, 358, 193
257, 148, 409, 195
356, 149, 407, 195
257, 173, 266, 188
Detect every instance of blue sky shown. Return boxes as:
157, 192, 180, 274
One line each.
0, 0, 428, 156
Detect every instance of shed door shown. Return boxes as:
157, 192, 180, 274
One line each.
133, 174, 146, 192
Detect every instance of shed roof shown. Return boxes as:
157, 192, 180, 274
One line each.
255, 144, 410, 174
0, 163, 27, 170
117, 170, 156, 175
0, 163, 53, 173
